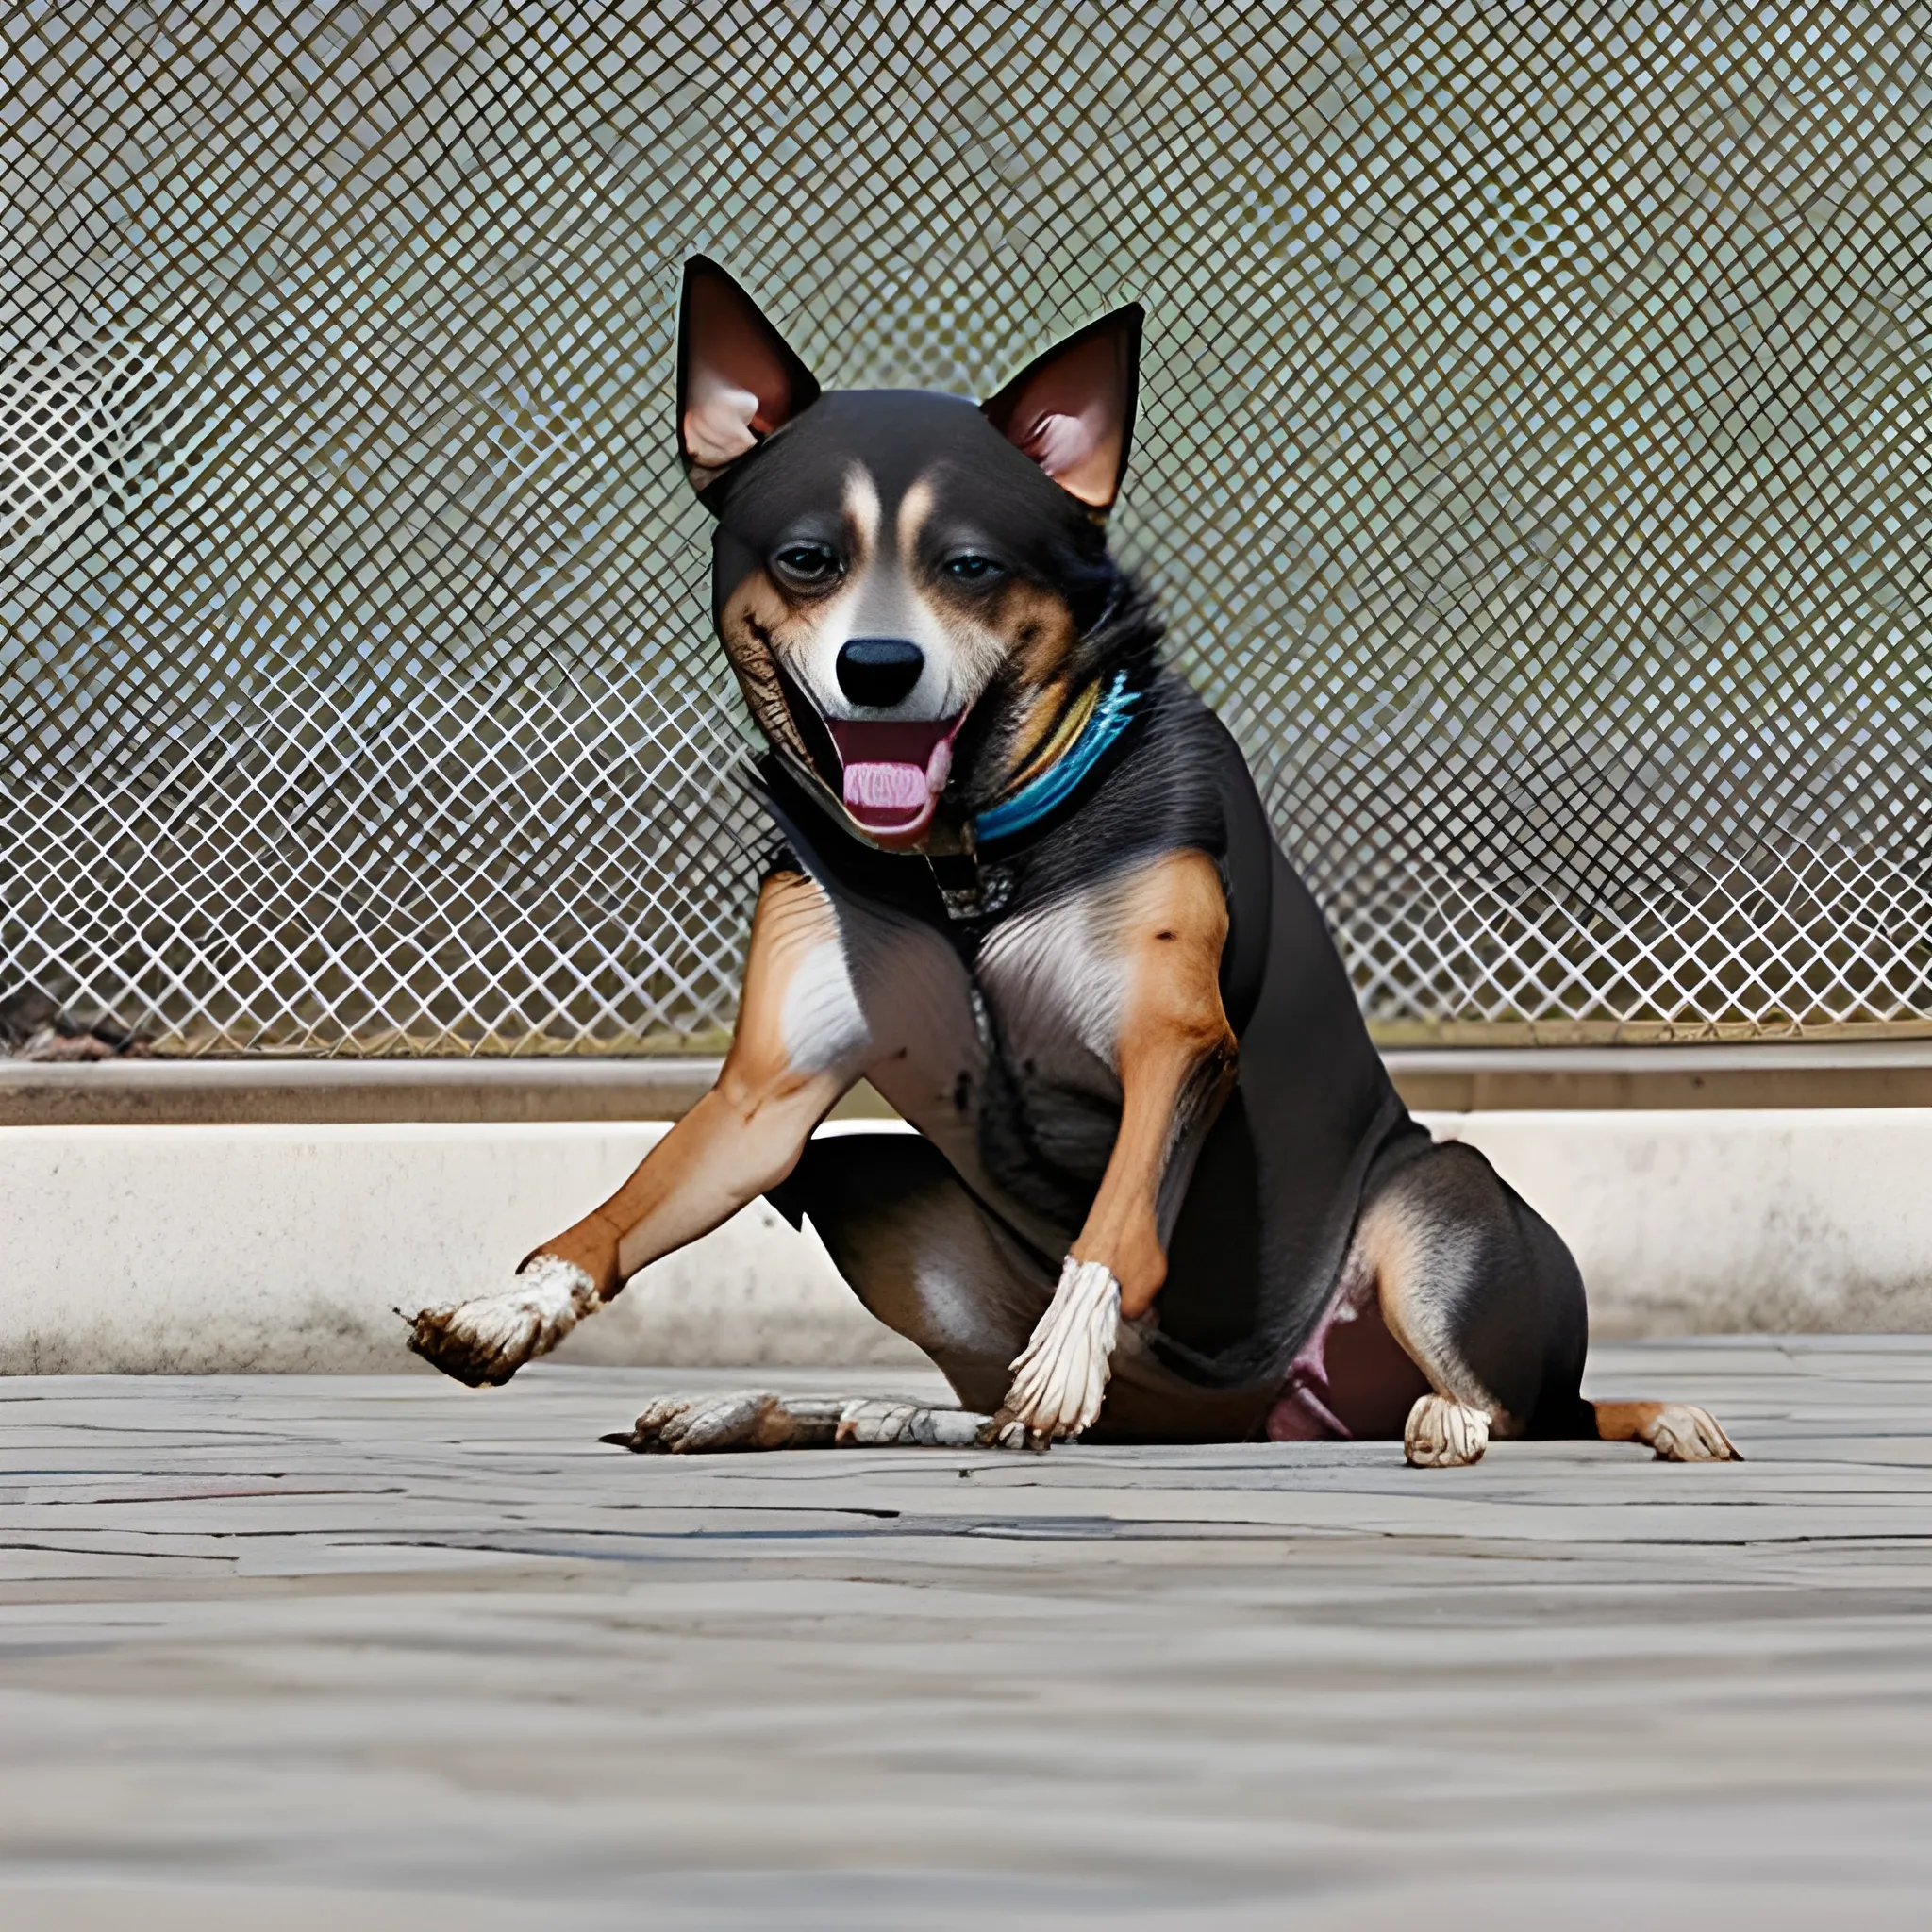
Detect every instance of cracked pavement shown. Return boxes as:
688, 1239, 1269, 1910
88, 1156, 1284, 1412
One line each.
4, 1341, 1932, 1928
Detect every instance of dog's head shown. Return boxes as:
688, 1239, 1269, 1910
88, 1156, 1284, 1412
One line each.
676, 258, 1149, 850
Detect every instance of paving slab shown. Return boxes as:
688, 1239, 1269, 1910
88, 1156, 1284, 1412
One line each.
3, 1341, 1932, 1928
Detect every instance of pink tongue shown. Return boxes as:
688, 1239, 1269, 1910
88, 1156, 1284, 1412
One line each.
842, 762, 928, 814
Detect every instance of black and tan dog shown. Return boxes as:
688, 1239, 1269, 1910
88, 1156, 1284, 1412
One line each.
407, 260, 1739, 1468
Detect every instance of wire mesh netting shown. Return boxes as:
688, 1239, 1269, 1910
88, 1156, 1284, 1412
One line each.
3, 1, 1928, 1054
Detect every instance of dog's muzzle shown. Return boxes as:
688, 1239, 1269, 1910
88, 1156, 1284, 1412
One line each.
764, 636, 960, 847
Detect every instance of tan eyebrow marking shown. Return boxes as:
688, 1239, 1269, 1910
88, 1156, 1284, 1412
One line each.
842, 464, 881, 566
896, 475, 935, 557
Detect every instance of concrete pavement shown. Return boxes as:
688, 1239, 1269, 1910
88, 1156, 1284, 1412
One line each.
4, 1340, 1932, 1927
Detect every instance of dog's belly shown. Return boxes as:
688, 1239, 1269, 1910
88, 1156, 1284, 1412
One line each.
833, 882, 1134, 1251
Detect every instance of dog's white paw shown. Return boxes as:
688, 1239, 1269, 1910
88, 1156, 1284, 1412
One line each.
406, 1255, 596, 1387
1641, 1403, 1742, 1462
1405, 1393, 1491, 1468
992, 1257, 1121, 1441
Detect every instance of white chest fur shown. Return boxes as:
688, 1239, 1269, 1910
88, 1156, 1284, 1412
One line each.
822, 881, 1132, 1126
772, 874, 1142, 1251
973, 890, 1128, 1096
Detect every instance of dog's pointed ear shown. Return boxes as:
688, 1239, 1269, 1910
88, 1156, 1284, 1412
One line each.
981, 305, 1142, 511
677, 257, 821, 488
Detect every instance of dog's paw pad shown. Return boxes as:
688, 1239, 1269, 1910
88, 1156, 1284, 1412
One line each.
1404, 1393, 1491, 1468
1642, 1404, 1741, 1462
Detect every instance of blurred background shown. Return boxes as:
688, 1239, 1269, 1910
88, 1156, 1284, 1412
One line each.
5, 0, 1927, 1057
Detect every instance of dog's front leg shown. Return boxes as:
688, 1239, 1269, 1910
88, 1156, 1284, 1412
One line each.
408, 872, 867, 1386
994, 851, 1237, 1441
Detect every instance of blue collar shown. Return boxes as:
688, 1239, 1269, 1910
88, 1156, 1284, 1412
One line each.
972, 671, 1141, 845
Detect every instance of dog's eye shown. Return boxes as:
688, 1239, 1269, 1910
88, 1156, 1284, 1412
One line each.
773, 544, 841, 588
942, 553, 1001, 583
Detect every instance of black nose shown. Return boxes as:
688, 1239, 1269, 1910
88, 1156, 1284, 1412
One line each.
836, 637, 924, 708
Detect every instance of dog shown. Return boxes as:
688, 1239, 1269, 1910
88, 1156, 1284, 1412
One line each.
406, 258, 1740, 1469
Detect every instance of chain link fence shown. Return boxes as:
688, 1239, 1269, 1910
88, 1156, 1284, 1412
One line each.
4, 1, 1928, 1054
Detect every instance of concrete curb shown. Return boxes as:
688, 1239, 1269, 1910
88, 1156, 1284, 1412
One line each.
5, 1110, 1930, 1373
0, 1121, 921, 1375
9, 1041, 1932, 1124
1436, 1109, 1932, 1335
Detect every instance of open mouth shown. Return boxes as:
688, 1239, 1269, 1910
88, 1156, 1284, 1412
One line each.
824, 715, 963, 845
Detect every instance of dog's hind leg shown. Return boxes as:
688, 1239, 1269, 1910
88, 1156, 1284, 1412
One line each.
605, 1389, 988, 1455
1591, 1400, 1740, 1462
770, 1130, 1056, 1417
1352, 1139, 1591, 1468
1357, 1138, 1740, 1466
604, 1132, 1057, 1454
